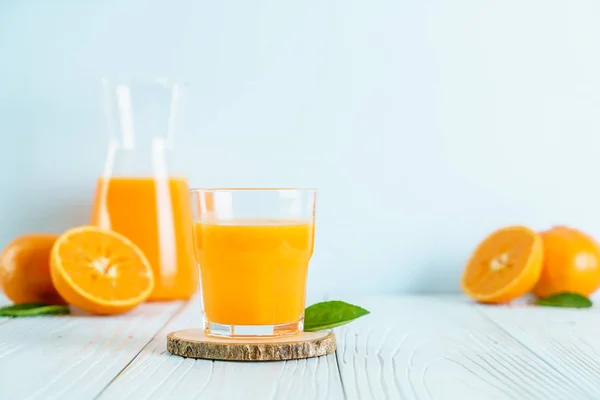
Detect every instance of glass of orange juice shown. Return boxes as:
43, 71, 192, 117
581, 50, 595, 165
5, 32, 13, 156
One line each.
190, 188, 316, 337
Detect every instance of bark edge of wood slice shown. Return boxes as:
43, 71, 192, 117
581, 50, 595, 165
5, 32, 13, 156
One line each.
167, 329, 336, 361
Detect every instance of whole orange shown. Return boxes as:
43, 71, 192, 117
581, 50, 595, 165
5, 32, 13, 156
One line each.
533, 226, 600, 298
0, 234, 65, 304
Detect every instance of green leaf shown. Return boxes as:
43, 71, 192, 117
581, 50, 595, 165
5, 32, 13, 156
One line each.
0, 303, 70, 317
0, 302, 48, 312
304, 300, 370, 332
535, 292, 593, 308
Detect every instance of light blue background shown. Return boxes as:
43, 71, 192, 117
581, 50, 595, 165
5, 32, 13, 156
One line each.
2, 1, 600, 296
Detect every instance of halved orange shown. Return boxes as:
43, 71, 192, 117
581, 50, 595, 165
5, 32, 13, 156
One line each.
461, 226, 543, 303
50, 226, 154, 315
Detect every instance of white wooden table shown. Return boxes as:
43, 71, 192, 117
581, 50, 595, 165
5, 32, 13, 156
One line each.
1, 294, 600, 400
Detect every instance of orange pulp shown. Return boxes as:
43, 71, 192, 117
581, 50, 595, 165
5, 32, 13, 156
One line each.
91, 177, 198, 300
194, 219, 314, 326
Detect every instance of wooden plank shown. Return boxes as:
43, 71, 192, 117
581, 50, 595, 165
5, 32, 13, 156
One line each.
334, 295, 597, 400
0, 298, 182, 400
99, 297, 345, 400
479, 304, 600, 397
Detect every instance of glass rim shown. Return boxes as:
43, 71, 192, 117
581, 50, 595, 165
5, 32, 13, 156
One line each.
189, 187, 317, 193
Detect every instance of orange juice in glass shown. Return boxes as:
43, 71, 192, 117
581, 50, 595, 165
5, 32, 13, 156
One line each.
190, 188, 316, 337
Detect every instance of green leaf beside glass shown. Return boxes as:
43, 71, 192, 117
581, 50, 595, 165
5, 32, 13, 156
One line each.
304, 300, 370, 332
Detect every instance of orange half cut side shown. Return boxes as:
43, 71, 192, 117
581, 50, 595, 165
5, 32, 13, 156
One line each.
461, 226, 543, 304
50, 226, 154, 315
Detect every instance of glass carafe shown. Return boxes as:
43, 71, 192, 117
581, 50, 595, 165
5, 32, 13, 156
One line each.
91, 79, 198, 301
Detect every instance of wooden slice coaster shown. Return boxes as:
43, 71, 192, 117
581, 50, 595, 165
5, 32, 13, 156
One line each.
167, 329, 336, 361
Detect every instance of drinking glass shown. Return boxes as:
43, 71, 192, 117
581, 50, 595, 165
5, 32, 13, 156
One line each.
189, 188, 316, 337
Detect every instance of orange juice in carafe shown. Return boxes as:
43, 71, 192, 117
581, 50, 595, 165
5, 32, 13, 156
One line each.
93, 79, 197, 300
92, 176, 197, 300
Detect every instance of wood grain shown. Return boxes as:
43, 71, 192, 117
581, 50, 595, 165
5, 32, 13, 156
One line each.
5, 291, 600, 400
0, 296, 182, 400
479, 304, 600, 398
334, 295, 599, 400
99, 296, 345, 400
167, 329, 335, 361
